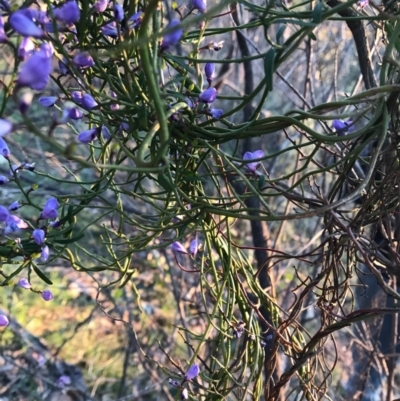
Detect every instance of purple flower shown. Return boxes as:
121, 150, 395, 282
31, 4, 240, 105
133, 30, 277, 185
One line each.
181, 388, 189, 400
114, 4, 124, 21
331, 119, 353, 134
0, 176, 9, 185
53, 1, 80, 24
243, 150, 265, 173
41, 289, 53, 301
171, 241, 187, 254
18, 278, 31, 289
0, 315, 9, 327
160, 20, 183, 52
33, 228, 45, 246
204, 62, 215, 84
18, 37, 35, 61
0, 206, 9, 221
68, 107, 83, 120
9, 10, 44, 38
190, 239, 198, 256
57, 375, 71, 388
93, 0, 108, 12
0, 137, 10, 158
81, 93, 98, 110
102, 22, 118, 37
357, 0, 368, 9
0, 0, 9, 11
0, 119, 12, 137
0, 15, 7, 43
78, 128, 99, 143
199, 87, 217, 104
71, 91, 83, 104
184, 364, 200, 381
49, 219, 62, 228
41, 245, 50, 261
128, 11, 143, 29
9, 201, 21, 211
39, 96, 58, 107
5, 215, 28, 234
40, 197, 59, 220
192, 0, 207, 12
17, 43, 53, 90
207, 109, 223, 119
73, 52, 94, 68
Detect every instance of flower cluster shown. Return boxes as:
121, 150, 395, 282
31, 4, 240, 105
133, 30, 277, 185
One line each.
18, 278, 54, 301
168, 363, 200, 399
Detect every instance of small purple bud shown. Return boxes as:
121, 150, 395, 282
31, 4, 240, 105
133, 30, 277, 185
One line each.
39, 96, 58, 108
78, 127, 99, 143
0, 176, 9, 185
207, 109, 223, 119
67, 107, 83, 120
102, 22, 118, 37
9, 10, 44, 38
357, 0, 368, 9
331, 119, 354, 135
114, 4, 124, 21
0, 315, 9, 327
128, 11, 143, 29
190, 239, 198, 256
192, 0, 207, 12
171, 241, 187, 254
33, 228, 45, 246
81, 93, 98, 110
102, 125, 111, 140
0, 206, 9, 221
168, 379, 181, 387
93, 0, 108, 13
199, 87, 217, 104
18, 37, 35, 61
161, 20, 183, 52
40, 197, 59, 220
0, 137, 10, 158
41, 289, 53, 301
0, 119, 12, 137
18, 278, 31, 289
204, 62, 215, 84
184, 364, 200, 381
73, 52, 94, 68
260, 339, 266, 347
49, 219, 62, 228
17, 44, 53, 90
58, 58, 69, 75
0, 15, 7, 43
53, 1, 80, 24
9, 201, 21, 211
71, 91, 83, 104
41, 245, 50, 261
57, 375, 71, 388
243, 150, 264, 173
181, 388, 189, 400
